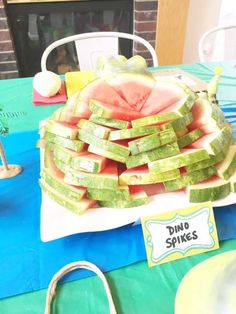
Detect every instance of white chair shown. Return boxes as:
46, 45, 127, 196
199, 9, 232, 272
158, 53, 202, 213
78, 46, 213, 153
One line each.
198, 24, 236, 62
41, 31, 158, 72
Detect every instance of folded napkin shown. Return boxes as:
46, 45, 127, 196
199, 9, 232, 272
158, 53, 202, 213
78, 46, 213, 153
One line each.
33, 81, 67, 106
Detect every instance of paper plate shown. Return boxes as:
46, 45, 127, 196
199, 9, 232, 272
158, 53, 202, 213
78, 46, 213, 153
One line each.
40, 189, 236, 242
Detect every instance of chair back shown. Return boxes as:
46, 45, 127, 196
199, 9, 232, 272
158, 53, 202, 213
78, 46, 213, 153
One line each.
198, 25, 236, 62
41, 31, 158, 72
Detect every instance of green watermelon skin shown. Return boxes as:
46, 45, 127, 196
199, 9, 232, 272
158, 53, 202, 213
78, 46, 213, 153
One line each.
39, 179, 96, 214
78, 129, 130, 157
43, 131, 85, 152
177, 129, 203, 149
89, 114, 129, 130
215, 145, 236, 180
87, 186, 130, 201
108, 125, 160, 141
148, 148, 210, 173
164, 166, 217, 192
187, 177, 231, 202
41, 168, 86, 201
78, 119, 111, 139
128, 129, 177, 155
185, 151, 226, 172
119, 165, 181, 185
126, 142, 180, 169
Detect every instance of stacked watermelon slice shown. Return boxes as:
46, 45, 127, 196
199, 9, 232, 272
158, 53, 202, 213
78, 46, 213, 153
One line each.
38, 59, 236, 215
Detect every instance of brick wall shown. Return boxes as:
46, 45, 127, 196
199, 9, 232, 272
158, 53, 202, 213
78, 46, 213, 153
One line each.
0, 0, 19, 79
133, 0, 158, 66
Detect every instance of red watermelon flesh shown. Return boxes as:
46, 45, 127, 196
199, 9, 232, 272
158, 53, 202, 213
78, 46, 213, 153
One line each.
107, 74, 155, 111
74, 78, 133, 118
141, 81, 187, 115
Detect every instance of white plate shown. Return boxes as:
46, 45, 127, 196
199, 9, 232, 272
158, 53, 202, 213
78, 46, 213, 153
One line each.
40, 190, 236, 242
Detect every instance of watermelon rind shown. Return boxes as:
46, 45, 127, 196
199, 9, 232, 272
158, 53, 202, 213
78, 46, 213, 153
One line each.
163, 112, 193, 132
71, 153, 107, 173
78, 129, 130, 157
39, 179, 95, 214
45, 119, 78, 140
185, 151, 226, 173
187, 177, 231, 202
41, 168, 86, 201
177, 128, 203, 149
88, 145, 127, 163
229, 170, 236, 192
175, 127, 189, 138
126, 142, 180, 169
43, 131, 85, 152
215, 145, 236, 180
53, 145, 81, 165
164, 166, 217, 192
64, 167, 118, 190
128, 129, 177, 155
99, 195, 149, 208
87, 186, 130, 201
108, 125, 160, 141
89, 114, 129, 129
78, 119, 111, 139
119, 168, 181, 185
131, 112, 180, 128
190, 126, 233, 155
148, 148, 210, 173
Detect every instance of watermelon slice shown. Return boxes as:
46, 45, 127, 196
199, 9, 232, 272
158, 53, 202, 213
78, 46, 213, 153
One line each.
187, 176, 231, 202
188, 98, 225, 134
119, 165, 181, 185
107, 73, 155, 111
73, 78, 133, 117
39, 179, 96, 215
141, 80, 195, 115
89, 99, 144, 121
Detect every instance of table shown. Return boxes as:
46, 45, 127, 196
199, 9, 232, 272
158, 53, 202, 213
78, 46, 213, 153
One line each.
1, 61, 236, 314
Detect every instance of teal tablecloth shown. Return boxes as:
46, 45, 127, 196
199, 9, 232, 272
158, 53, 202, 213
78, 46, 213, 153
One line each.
1, 61, 236, 314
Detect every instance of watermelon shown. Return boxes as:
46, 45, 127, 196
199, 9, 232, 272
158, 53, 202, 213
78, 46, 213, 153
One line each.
71, 152, 108, 173
73, 78, 133, 117
78, 119, 111, 139
64, 161, 119, 189
108, 125, 160, 141
126, 142, 180, 169
141, 79, 196, 115
99, 186, 149, 208
164, 166, 217, 192
45, 119, 78, 140
188, 98, 225, 134
89, 99, 144, 121
89, 114, 129, 130
107, 73, 155, 111
41, 167, 86, 201
189, 126, 233, 155
43, 131, 85, 152
128, 129, 176, 155
187, 176, 231, 202
215, 145, 236, 180
87, 185, 130, 201
38, 57, 236, 210
148, 148, 210, 173
39, 179, 96, 215
177, 129, 203, 149
119, 165, 181, 185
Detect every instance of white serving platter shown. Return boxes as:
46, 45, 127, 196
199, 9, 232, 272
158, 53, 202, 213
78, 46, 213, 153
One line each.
40, 189, 236, 242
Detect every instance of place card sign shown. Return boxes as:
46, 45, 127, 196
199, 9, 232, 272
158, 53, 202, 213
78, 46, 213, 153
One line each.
141, 202, 219, 267
152, 69, 208, 92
